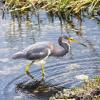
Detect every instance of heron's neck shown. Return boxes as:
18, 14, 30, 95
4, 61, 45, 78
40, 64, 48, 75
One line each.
59, 37, 70, 51
52, 41, 70, 57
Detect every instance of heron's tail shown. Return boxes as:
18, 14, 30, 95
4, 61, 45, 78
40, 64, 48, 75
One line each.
12, 52, 26, 59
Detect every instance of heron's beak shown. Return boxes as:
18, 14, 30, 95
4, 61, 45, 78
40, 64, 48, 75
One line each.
67, 38, 87, 47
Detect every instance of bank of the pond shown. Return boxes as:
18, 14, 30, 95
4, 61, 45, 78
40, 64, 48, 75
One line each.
50, 76, 100, 100
1, 0, 100, 20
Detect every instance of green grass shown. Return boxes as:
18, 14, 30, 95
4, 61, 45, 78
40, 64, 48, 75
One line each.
2, 0, 100, 18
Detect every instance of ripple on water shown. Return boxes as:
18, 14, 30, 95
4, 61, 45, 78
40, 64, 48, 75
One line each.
0, 58, 9, 63
0, 15, 100, 100
3, 55, 100, 98
0, 65, 22, 76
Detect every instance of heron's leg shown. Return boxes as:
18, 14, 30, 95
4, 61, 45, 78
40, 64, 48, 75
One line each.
41, 63, 45, 80
25, 61, 34, 79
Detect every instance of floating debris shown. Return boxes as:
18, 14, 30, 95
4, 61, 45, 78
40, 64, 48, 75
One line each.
75, 74, 89, 81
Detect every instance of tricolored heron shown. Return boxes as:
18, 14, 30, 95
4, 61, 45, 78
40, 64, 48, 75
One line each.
12, 36, 86, 80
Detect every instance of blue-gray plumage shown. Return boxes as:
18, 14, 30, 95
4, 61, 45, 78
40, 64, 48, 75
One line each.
12, 36, 86, 80
12, 40, 70, 60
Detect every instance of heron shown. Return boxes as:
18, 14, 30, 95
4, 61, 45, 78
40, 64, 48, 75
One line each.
12, 36, 86, 80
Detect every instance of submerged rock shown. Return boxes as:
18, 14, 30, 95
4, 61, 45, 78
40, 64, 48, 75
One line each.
16, 79, 63, 98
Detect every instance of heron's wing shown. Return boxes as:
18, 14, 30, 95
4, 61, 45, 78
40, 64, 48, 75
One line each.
23, 42, 51, 53
26, 47, 50, 60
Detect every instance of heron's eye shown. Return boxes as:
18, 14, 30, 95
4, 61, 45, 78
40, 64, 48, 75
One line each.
69, 38, 74, 40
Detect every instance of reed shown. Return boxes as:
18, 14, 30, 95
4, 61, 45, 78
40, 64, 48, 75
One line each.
2, 0, 100, 15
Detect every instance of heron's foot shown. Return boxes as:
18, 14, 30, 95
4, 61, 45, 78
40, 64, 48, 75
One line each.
39, 77, 45, 85
41, 76, 45, 81
26, 70, 34, 79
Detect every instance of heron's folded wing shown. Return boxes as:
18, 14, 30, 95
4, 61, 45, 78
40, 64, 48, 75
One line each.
26, 48, 49, 60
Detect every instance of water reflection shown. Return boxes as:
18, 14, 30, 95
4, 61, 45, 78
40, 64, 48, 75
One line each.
0, 10, 100, 100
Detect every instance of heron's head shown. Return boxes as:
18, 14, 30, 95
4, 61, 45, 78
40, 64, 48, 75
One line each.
63, 36, 87, 47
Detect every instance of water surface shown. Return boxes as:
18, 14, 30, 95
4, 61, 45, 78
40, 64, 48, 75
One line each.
0, 10, 100, 100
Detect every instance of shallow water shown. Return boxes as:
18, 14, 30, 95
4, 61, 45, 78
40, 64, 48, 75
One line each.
0, 10, 100, 100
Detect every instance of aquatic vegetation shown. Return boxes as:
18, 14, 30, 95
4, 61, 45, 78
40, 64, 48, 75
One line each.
49, 76, 100, 100
16, 79, 63, 96
1, 0, 100, 19
2, 0, 33, 12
